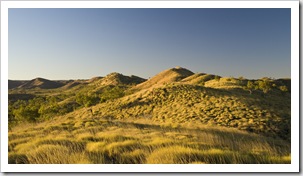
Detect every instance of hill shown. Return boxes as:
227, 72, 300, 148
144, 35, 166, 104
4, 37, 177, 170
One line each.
133, 66, 194, 90
17, 78, 65, 89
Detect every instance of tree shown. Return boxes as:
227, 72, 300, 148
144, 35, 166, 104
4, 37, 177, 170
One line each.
76, 92, 99, 107
100, 86, 125, 102
214, 75, 220, 82
258, 79, 272, 94
13, 105, 39, 123
244, 81, 256, 94
238, 76, 245, 85
279, 85, 288, 95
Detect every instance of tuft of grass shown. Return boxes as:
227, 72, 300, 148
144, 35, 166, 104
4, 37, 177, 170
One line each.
86, 142, 107, 152
26, 145, 71, 164
22, 144, 91, 164
36, 138, 86, 152
120, 149, 146, 164
105, 140, 141, 156
96, 133, 135, 142
144, 137, 175, 150
76, 132, 102, 142
147, 146, 241, 164
146, 145, 202, 164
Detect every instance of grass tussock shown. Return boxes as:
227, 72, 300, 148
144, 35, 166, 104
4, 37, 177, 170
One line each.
25, 145, 90, 164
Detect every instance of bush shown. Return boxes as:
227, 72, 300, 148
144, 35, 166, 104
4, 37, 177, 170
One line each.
100, 86, 125, 102
76, 92, 99, 107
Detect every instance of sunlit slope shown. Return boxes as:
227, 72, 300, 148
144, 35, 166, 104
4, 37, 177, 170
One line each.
180, 73, 216, 85
92, 84, 290, 141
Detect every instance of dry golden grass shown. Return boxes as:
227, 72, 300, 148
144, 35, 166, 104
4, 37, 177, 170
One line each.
8, 117, 290, 164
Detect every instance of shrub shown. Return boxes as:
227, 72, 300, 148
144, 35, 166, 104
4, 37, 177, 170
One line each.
257, 79, 272, 94
279, 85, 288, 94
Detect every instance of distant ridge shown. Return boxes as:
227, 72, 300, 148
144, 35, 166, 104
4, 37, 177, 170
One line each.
8, 67, 291, 90
18, 77, 65, 89
133, 66, 194, 90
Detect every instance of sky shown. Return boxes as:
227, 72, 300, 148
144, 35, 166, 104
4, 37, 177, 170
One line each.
8, 8, 291, 80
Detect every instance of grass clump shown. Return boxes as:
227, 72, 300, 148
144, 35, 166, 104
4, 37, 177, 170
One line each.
120, 149, 146, 164
105, 140, 141, 156
36, 138, 86, 152
26, 145, 71, 164
146, 145, 202, 164
86, 142, 107, 152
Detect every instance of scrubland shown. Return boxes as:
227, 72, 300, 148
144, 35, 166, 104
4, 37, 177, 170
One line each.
8, 67, 291, 164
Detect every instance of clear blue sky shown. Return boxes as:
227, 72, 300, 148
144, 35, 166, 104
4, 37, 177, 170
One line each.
8, 8, 290, 80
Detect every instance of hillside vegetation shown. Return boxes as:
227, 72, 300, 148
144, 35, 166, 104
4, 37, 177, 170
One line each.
8, 67, 291, 164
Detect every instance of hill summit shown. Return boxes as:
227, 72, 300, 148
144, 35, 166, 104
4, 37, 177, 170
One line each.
134, 66, 194, 90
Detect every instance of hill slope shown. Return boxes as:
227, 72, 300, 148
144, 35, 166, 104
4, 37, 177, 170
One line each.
91, 83, 290, 141
180, 73, 217, 85
8, 80, 28, 89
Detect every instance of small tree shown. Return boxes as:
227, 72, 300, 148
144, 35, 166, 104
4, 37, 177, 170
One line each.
258, 79, 272, 94
214, 75, 220, 82
238, 76, 245, 85
279, 85, 288, 95
244, 81, 256, 94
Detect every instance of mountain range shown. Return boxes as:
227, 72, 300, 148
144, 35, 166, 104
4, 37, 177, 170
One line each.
8, 66, 290, 91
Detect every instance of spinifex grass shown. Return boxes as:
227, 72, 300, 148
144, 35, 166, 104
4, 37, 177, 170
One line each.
9, 118, 290, 164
